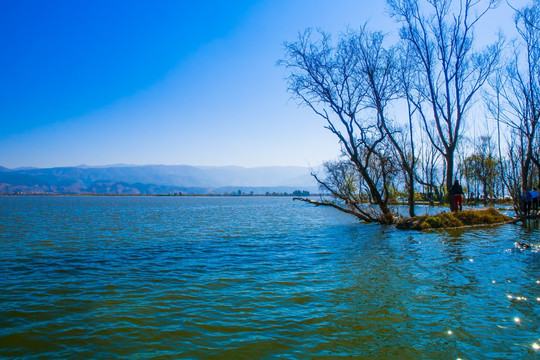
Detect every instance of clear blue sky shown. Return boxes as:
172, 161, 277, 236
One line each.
0, 0, 522, 168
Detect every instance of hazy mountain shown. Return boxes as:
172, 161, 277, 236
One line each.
0, 164, 318, 195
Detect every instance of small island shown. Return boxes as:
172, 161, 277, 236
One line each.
396, 208, 514, 231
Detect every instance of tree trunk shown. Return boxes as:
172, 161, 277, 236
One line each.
357, 162, 394, 223
446, 153, 456, 211
407, 171, 415, 217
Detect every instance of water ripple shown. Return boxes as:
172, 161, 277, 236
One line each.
0, 196, 539, 359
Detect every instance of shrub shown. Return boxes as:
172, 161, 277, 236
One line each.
397, 207, 512, 230
453, 208, 510, 225
422, 216, 442, 229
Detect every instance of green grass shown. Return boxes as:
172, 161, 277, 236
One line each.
396, 208, 513, 231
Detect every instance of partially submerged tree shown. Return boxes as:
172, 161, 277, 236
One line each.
310, 158, 399, 223
279, 28, 401, 223
378, 42, 420, 217
417, 136, 444, 203
480, 0, 540, 213
387, 0, 502, 210
278, 0, 538, 223
484, 68, 507, 199
504, 130, 528, 213
500, 0, 540, 191
461, 136, 500, 203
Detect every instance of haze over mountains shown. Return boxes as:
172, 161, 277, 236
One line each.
0, 164, 318, 195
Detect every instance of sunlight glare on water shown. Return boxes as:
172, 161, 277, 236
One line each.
0, 196, 539, 359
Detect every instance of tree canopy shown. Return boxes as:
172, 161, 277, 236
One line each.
280, 0, 540, 222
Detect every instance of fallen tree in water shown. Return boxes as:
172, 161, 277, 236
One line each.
293, 195, 396, 224
396, 208, 513, 231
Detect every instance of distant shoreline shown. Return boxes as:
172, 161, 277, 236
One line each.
0, 194, 517, 203
0, 193, 320, 197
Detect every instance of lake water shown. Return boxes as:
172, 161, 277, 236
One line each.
0, 196, 539, 359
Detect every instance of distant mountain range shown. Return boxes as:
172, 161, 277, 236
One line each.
0, 165, 319, 195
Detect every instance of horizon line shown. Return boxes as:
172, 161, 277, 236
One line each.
1, 163, 320, 171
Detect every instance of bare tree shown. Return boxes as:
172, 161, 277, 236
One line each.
481, 0, 540, 214
461, 136, 500, 203
311, 155, 399, 223
417, 137, 444, 203
504, 129, 528, 213
387, 0, 502, 210
484, 68, 507, 198
279, 28, 402, 223
380, 42, 422, 216
500, 0, 540, 191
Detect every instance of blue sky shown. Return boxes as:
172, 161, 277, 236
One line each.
0, 0, 522, 168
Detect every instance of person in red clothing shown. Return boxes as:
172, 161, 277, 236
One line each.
450, 179, 464, 211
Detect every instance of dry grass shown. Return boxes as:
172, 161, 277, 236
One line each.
396, 208, 513, 231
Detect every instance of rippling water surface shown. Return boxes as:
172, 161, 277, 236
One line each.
1, 196, 539, 359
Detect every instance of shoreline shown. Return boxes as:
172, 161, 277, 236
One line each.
0, 193, 322, 197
